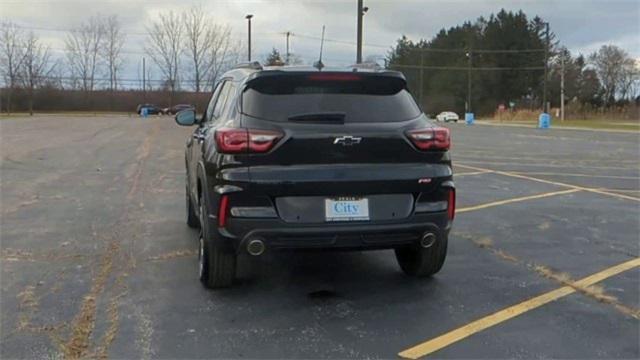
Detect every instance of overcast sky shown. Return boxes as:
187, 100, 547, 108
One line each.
2, 0, 639, 82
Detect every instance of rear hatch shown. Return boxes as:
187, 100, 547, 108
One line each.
235, 71, 451, 223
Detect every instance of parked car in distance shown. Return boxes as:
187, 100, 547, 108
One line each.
436, 111, 459, 122
163, 104, 195, 115
136, 103, 163, 115
175, 63, 455, 289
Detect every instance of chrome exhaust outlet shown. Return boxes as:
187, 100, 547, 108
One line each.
420, 233, 437, 248
247, 239, 265, 256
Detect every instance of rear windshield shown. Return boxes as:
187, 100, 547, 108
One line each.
242, 73, 421, 123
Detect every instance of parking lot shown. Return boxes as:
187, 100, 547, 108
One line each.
1, 114, 638, 359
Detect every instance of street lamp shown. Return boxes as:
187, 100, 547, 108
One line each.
356, 1, 369, 63
466, 51, 472, 114
245, 14, 253, 61
542, 21, 549, 114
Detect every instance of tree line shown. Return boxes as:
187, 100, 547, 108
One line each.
0, 6, 243, 114
2, 8, 639, 116
386, 9, 639, 117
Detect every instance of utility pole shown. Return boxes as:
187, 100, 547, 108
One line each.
543, 22, 549, 113
467, 50, 472, 113
246, 14, 253, 61
286, 31, 291, 64
142, 57, 146, 102
356, 0, 363, 63
419, 52, 424, 109
560, 54, 565, 122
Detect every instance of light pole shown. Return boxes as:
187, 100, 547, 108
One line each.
356, 0, 369, 63
543, 21, 549, 113
245, 14, 253, 61
466, 50, 472, 114
560, 54, 565, 122
285, 31, 291, 64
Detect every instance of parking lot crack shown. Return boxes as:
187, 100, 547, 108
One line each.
57, 122, 159, 359
459, 232, 640, 320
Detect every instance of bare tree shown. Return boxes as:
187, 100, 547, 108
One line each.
65, 16, 105, 92
207, 25, 241, 91
146, 10, 182, 104
0, 22, 25, 114
287, 53, 305, 65
589, 45, 632, 106
183, 6, 214, 92
102, 15, 126, 91
21, 32, 55, 115
618, 58, 639, 102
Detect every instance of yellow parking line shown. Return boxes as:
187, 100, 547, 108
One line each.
457, 164, 640, 202
595, 188, 640, 193
455, 170, 493, 176
457, 159, 637, 171
457, 189, 581, 213
398, 257, 640, 359
586, 188, 640, 201
511, 171, 639, 180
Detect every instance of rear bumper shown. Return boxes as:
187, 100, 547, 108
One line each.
219, 212, 451, 253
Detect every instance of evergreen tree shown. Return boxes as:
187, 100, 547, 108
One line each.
264, 48, 284, 66
386, 10, 562, 115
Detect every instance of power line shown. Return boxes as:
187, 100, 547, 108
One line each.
7, 22, 546, 56
291, 32, 389, 49
408, 48, 546, 53
9, 22, 280, 39
390, 64, 545, 71
13, 22, 391, 50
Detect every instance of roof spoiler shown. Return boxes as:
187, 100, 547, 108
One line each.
233, 61, 263, 71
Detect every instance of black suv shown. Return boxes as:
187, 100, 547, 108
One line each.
175, 63, 455, 288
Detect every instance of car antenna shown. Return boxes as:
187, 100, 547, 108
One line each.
313, 25, 325, 71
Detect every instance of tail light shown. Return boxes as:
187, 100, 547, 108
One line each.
406, 127, 450, 150
215, 128, 282, 154
218, 195, 229, 227
447, 188, 456, 221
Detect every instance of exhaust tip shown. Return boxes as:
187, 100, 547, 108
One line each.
420, 233, 437, 248
247, 239, 265, 256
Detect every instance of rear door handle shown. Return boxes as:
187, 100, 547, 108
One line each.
193, 134, 205, 141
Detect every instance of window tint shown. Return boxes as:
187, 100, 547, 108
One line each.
205, 81, 224, 123
242, 74, 421, 123
220, 83, 237, 118
212, 81, 232, 119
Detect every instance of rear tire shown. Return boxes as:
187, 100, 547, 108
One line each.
186, 185, 199, 228
198, 194, 236, 289
395, 233, 448, 277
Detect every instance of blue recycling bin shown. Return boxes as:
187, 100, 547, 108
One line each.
141, 107, 149, 118
465, 112, 475, 125
538, 113, 551, 129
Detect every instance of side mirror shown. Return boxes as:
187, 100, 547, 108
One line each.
175, 109, 197, 126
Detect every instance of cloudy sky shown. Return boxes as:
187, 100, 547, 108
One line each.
2, 0, 639, 83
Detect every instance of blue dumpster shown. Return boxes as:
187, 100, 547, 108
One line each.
538, 113, 550, 129
465, 112, 474, 125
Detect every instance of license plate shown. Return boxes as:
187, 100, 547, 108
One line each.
325, 197, 369, 221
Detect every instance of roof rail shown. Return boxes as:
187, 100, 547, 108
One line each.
350, 62, 382, 71
233, 61, 263, 70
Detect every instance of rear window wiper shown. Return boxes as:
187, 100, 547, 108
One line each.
287, 112, 345, 124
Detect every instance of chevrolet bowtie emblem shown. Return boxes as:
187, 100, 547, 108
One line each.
333, 136, 362, 146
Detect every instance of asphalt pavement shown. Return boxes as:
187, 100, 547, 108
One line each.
1, 115, 638, 359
